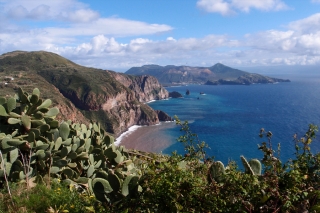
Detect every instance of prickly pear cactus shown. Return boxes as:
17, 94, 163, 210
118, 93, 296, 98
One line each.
248, 159, 262, 175
0, 87, 59, 182
240, 155, 262, 175
208, 161, 226, 183
0, 87, 142, 205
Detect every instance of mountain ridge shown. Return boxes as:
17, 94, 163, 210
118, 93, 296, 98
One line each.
126, 63, 290, 85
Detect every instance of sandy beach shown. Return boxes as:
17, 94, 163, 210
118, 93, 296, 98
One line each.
116, 122, 177, 153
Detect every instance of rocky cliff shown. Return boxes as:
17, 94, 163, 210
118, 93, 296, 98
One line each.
106, 71, 169, 102
0, 51, 168, 136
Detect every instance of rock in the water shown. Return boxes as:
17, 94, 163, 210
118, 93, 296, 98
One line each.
155, 110, 173, 121
169, 91, 183, 98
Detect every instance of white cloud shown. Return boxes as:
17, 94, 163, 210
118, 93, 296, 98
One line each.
40, 18, 172, 38
62, 9, 99, 22
311, 0, 320, 3
62, 11, 320, 69
41, 34, 239, 70
287, 13, 320, 34
197, 0, 234, 16
246, 13, 320, 55
51, 34, 232, 57
28, 4, 50, 20
231, 0, 288, 12
3, 0, 87, 21
7, 5, 28, 19
166, 37, 176, 41
197, 0, 289, 15
239, 13, 320, 67
0, 0, 173, 53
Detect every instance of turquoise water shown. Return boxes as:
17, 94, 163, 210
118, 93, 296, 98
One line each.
148, 75, 320, 165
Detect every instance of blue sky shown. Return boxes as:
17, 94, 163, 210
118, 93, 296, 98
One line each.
1, 0, 320, 72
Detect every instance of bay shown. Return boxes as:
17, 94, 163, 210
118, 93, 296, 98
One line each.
147, 74, 320, 166
149, 74, 320, 166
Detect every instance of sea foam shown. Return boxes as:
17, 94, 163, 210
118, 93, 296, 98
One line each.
115, 125, 142, 146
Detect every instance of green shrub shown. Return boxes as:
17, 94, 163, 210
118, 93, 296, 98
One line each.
0, 181, 104, 213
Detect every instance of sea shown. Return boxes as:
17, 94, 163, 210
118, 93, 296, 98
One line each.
119, 69, 320, 166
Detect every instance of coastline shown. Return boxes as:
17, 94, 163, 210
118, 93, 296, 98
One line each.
115, 121, 177, 153
146, 98, 169, 104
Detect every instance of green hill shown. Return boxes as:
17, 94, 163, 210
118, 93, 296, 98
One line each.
0, 51, 169, 136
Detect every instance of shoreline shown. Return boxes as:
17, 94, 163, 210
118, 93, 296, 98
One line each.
115, 121, 177, 153
115, 125, 144, 146
146, 98, 170, 104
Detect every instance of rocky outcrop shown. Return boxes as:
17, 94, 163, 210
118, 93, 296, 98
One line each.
155, 110, 173, 121
83, 99, 159, 135
169, 91, 183, 98
39, 69, 166, 136
107, 71, 169, 102
0, 51, 169, 137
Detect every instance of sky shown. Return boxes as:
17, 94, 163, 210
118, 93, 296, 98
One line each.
1, 0, 320, 72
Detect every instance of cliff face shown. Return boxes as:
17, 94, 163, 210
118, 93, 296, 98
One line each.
82, 92, 159, 135
37, 65, 165, 137
0, 51, 168, 137
107, 71, 169, 102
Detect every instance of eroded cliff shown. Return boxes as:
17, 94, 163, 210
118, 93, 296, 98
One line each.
0, 51, 168, 136
106, 70, 169, 102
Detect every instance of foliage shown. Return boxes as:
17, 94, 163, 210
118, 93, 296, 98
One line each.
174, 115, 210, 161
0, 87, 142, 210
0, 181, 104, 213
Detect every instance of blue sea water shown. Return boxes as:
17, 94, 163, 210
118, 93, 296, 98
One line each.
148, 74, 320, 165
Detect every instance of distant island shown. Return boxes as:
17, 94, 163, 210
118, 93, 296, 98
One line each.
125, 63, 290, 85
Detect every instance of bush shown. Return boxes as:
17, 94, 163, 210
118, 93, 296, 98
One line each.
118, 120, 320, 212
0, 181, 103, 213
